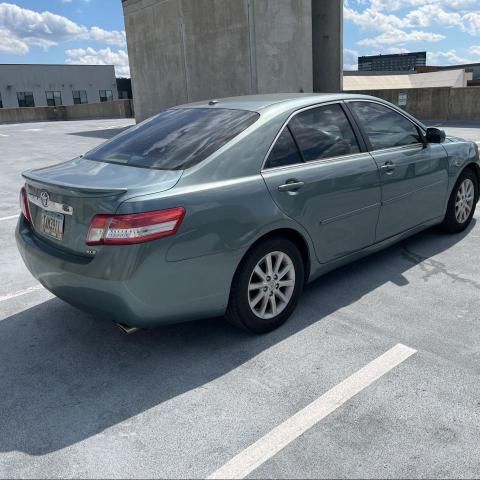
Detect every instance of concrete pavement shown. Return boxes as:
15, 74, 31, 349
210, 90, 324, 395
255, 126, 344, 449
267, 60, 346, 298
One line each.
1, 119, 480, 478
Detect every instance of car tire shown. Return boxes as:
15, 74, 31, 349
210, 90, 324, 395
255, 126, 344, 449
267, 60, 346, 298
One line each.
226, 237, 305, 334
442, 168, 479, 234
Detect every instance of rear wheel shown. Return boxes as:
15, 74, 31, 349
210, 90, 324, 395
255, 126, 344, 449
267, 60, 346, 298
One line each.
226, 237, 304, 333
442, 169, 478, 233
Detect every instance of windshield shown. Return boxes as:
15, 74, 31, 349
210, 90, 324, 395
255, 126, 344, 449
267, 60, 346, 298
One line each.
85, 108, 259, 170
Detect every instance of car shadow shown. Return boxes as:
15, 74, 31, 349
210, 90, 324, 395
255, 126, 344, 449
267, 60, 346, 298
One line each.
0, 221, 475, 455
67, 126, 131, 139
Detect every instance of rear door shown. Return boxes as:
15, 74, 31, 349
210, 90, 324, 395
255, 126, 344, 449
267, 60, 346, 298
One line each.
346, 101, 449, 241
261, 102, 381, 264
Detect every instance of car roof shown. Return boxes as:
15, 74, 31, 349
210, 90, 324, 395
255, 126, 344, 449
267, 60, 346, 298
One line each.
177, 93, 382, 115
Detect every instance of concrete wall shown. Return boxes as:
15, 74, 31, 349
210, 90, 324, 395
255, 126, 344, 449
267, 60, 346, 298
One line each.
123, 0, 330, 122
0, 99, 134, 124
349, 87, 480, 121
0, 64, 118, 108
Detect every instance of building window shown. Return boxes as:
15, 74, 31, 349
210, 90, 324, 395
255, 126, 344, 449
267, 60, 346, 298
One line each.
17, 92, 35, 108
99, 89, 113, 102
0, 92, 3, 109
46, 91, 62, 107
73, 90, 88, 104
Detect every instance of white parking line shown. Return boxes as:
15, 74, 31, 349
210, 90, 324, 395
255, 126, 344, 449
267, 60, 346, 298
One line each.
0, 285, 43, 303
208, 343, 416, 480
0, 214, 19, 222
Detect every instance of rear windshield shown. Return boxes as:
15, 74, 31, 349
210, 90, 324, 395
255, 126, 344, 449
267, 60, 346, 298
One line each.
85, 108, 259, 170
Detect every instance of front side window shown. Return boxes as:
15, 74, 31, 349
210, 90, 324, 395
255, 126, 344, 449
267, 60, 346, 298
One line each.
46, 91, 62, 107
99, 90, 113, 102
85, 108, 259, 170
288, 104, 360, 162
73, 90, 88, 104
265, 127, 303, 169
349, 101, 423, 150
17, 92, 35, 108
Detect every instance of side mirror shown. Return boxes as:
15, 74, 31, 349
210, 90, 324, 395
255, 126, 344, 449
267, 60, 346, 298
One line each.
426, 127, 446, 144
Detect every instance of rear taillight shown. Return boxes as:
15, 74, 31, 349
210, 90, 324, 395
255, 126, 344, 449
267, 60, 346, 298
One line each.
19, 186, 31, 222
86, 207, 185, 246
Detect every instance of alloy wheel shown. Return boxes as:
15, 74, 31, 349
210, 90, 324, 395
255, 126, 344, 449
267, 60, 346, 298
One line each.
455, 178, 475, 224
248, 251, 296, 320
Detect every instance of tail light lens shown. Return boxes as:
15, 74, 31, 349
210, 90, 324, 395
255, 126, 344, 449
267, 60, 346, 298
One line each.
19, 186, 31, 222
86, 207, 185, 246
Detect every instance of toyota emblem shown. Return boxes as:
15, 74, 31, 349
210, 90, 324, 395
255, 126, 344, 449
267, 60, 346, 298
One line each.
40, 191, 49, 208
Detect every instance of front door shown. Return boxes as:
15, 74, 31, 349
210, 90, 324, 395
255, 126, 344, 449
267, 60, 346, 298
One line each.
261, 103, 381, 264
347, 101, 449, 240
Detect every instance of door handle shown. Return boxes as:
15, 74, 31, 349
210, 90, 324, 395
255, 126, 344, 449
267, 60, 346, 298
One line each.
278, 179, 305, 192
380, 161, 396, 174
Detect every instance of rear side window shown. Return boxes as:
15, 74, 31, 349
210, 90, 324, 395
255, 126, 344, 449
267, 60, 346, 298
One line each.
85, 108, 259, 170
288, 104, 360, 162
349, 101, 423, 150
265, 127, 303, 169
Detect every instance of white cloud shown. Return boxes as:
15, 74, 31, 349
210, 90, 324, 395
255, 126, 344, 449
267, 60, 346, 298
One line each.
65, 47, 130, 77
404, 5, 463, 29
343, 48, 359, 70
462, 12, 480, 35
384, 47, 410, 54
344, 6, 404, 32
426, 47, 480, 65
0, 26, 28, 54
0, 2, 126, 56
428, 50, 474, 65
369, 0, 478, 13
345, 0, 480, 47
84, 26, 126, 47
368, 0, 424, 12
358, 28, 445, 47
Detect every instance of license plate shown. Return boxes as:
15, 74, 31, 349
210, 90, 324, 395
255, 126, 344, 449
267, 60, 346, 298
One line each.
40, 211, 64, 240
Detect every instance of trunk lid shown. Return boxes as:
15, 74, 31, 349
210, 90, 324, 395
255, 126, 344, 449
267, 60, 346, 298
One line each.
23, 157, 183, 256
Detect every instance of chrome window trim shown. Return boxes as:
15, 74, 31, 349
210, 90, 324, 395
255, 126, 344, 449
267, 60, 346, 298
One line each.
261, 150, 373, 174
364, 142, 425, 155
261, 100, 362, 172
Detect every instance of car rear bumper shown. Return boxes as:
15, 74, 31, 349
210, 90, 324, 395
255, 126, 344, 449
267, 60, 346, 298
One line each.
15, 217, 243, 328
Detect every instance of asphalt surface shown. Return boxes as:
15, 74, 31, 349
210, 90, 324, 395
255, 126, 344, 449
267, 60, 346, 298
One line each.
1, 119, 480, 479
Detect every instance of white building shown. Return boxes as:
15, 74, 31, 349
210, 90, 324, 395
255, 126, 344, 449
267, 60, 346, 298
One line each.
0, 64, 118, 109
344, 69, 472, 91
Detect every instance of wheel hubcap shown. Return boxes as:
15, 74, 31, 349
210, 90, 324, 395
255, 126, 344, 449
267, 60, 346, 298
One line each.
248, 251, 295, 320
455, 179, 475, 224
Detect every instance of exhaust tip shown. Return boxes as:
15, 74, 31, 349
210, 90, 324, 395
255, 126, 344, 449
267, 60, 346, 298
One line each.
116, 322, 141, 335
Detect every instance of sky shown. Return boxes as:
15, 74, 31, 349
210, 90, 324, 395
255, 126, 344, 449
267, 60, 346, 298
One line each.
344, 0, 480, 70
0, 0, 480, 76
0, 0, 129, 76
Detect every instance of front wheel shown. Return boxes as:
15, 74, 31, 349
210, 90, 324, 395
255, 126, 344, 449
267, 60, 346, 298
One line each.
442, 169, 478, 234
226, 237, 305, 334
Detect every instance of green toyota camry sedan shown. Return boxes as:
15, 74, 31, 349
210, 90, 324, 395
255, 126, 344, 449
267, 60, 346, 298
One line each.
16, 94, 480, 333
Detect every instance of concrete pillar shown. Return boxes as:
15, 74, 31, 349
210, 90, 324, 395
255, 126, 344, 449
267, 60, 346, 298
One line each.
312, 0, 343, 93
122, 0, 342, 121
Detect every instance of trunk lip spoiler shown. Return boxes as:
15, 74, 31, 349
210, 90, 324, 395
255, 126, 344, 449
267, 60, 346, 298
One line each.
22, 171, 128, 195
